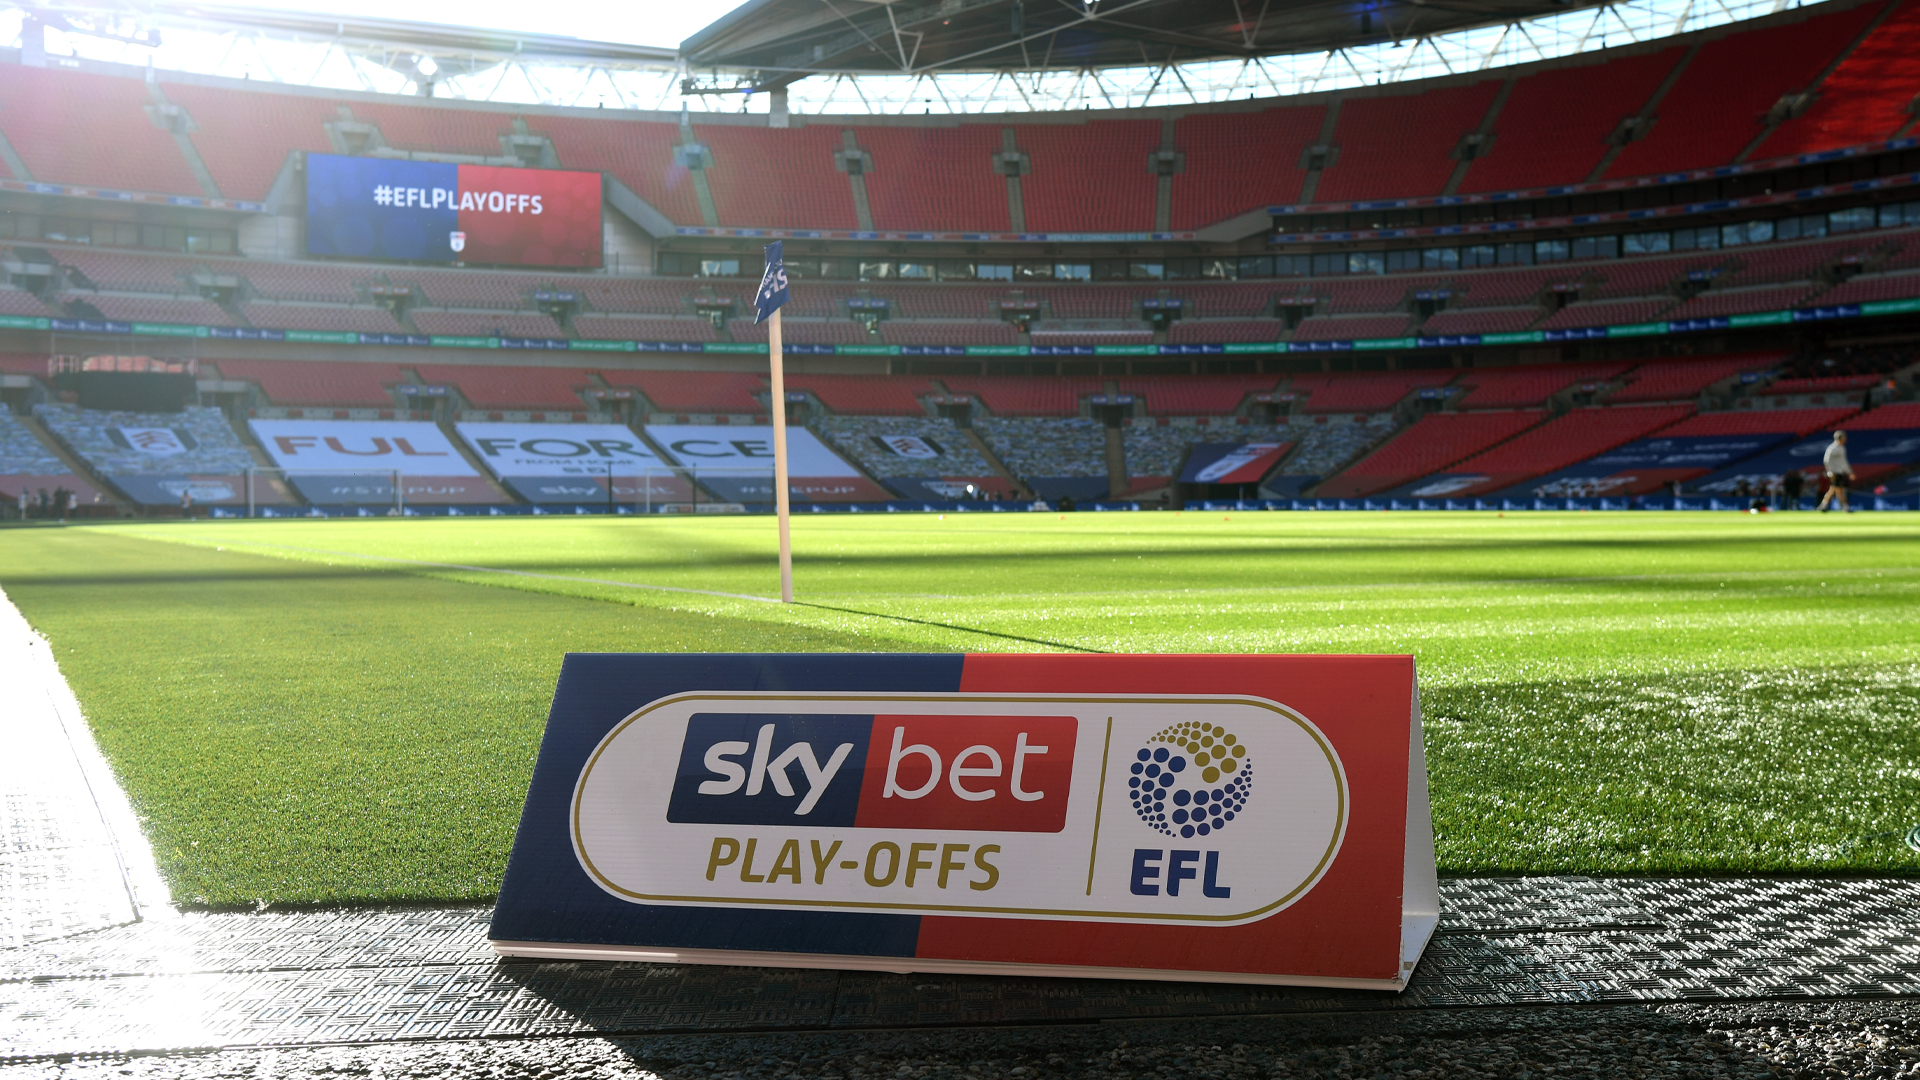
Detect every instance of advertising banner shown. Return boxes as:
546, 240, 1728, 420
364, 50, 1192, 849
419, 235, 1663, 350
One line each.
0, 474, 106, 507
881, 476, 1020, 501
456, 422, 693, 503
306, 153, 603, 267
643, 425, 891, 503
492, 653, 1437, 989
1488, 433, 1798, 498
1179, 443, 1292, 485
107, 474, 290, 506
248, 419, 503, 504
1689, 427, 1920, 494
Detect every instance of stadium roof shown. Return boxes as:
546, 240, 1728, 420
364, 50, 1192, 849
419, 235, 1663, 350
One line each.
681, 0, 1610, 88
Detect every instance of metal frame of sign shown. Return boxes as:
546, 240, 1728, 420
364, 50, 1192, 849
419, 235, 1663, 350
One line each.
491, 653, 1438, 990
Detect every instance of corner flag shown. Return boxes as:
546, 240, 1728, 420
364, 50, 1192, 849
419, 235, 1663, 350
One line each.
759, 240, 794, 603
755, 241, 789, 324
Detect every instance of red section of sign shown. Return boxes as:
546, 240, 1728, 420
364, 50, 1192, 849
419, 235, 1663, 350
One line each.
854, 715, 1078, 833
917, 654, 1415, 983
454, 164, 602, 268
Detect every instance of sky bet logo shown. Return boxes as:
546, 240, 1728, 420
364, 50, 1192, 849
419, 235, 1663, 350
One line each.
667, 713, 1076, 832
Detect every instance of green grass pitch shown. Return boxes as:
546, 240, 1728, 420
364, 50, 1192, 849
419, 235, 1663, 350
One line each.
3, 510, 1918, 908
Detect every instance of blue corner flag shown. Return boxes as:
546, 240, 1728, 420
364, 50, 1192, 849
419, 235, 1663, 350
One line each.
754, 241, 789, 325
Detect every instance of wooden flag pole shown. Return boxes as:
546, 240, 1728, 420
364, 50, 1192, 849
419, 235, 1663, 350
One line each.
768, 306, 794, 603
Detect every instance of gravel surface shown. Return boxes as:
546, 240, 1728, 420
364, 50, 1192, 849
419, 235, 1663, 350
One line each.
13, 1001, 1920, 1080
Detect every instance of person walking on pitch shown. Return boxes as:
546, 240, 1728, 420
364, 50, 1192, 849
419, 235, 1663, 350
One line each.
1816, 430, 1852, 512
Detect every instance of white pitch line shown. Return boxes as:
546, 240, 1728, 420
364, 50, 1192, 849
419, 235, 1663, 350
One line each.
189, 539, 782, 604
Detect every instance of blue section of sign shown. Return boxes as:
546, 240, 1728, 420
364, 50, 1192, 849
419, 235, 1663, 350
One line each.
1496, 433, 1796, 496
666, 713, 871, 827
490, 653, 964, 956
1691, 427, 1920, 491
306, 153, 459, 262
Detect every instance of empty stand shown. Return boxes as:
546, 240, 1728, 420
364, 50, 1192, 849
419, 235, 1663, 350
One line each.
1030, 329, 1154, 346
571, 315, 717, 342
536, 115, 703, 226
599, 370, 765, 414
243, 304, 403, 333
879, 321, 1020, 346
1453, 267, 1578, 308
408, 311, 564, 338
1115, 375, 1277, 415
77, 296, 236, 326
1183, 283, 1275, 319
858, 125, 1011, 232
783, 374, 933, 416
1291, 370, 1455, 413
1455, 362, 1631, 408
1416, 307, 1539, 335
938, 377, 1104, 416
1586, 254, 1724, 300
1315, 80, 1501, 202
1290, 313, 1411, 341
727, 319, 872, 345
1324, 276, 1442, 314
1319, 409, 1546, 496
162, 82, 337, 201
1446, 403, 1695, 489
1610, 355, 1778, 402
1012, 120, 1160, 232
1170, 105, 1325, 226
1764, 374, 1883, 394
697, 124, 859, 230
238, 261, 365, 304
0, 289, 47, 317
413, 364, 592, 410
1658, 407, 1860, 437
1168, 320, 1282, 343
1664, 283, 1818, 319
1817, 271, 1920, 306
1606, 3, 1878, 179
346, 101, 513, 156
0, 65, 205, 194
1538, 297, 1674, 329
1850, 402, 1920, 429
1723, 233, 1893, 287
1461, 49, 1684, 193
391, 269, 534, 308
1754, 0, 1920, 158
217, 360, 407, 407
57, 249, 218, 293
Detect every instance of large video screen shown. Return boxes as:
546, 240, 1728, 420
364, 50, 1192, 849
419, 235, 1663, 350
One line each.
305, 153, 602, 267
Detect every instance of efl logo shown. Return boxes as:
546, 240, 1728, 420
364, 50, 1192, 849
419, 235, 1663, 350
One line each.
666, 713, 1076, 832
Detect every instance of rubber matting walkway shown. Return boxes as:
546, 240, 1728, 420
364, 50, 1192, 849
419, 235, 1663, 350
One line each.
5, 876, 1920, 1062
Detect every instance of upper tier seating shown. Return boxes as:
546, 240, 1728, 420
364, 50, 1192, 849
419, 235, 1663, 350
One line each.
1012, 120, 1160, 232
345, 101, 513, 155
1183, 283, 1277, 319
939, 377, 1105, 416
1323, 276, 1444, 314
1317, 409, 1545, 497
1585, 254, 1727, 300
973, 416, 1107, 479
234, 261, 366, 304
413, 365, 593, 410
1763, 374, 1883, 394
1290, 314, 1412, 341
0, 404, 68, 475
571, 315, 718, 342
1605, 3, 1877, 179
0, 65, 205, 195
1656, 407, 1860, 437
241, 304, 403, 334
783, 374, 933, 416
1815, 271, 1920, 306
388, 269, 535, 308
1314, 80, 1501, 202
879, 321, 1020, 346
1115, 375, 1279, 415
78, 296, 236, 326
1289, 370, 1456, 413
1454, 362, 1632, 408
535, 115, 703, 226
1753, 0, 1920, 158
1538, 297, 1674, 329
1460, 48, 1684, 193
0, 289, 46, 316
57, 249, 218, 293
1444, 403, 1695, 487
857, 125, 1011, 233
408, 311, 565, 339
1609, 355, 1779, 402
1453, 267, 1582, 308
814, 416, 995, 478
697, 124, 860, 230
1167, 321, 1283, 343
1663, 284, 1820, 320
1849, 402, 1920, 429
599, 370, 766, 414
727, 319, 873, 345
35, 403, 255, 475
162, 83, 338, 202
1170, 105, 1324, 227
1415, 307, 1540, 336
217, 360, 407, 407
1029, 330, 1154, 347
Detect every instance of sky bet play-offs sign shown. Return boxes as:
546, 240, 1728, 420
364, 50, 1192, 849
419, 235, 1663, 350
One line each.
305, 153, 602, 267
455, 422, 693, 504
491, 654, 1438, 989
248, 418, 503, 504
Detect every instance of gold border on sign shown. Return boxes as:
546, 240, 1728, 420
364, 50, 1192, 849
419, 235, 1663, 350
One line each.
569, 692, 1350, 924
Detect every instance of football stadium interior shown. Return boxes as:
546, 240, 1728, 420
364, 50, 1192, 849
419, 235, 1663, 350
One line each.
8, 0, 1920, 1071
0, 0, 1917, 517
